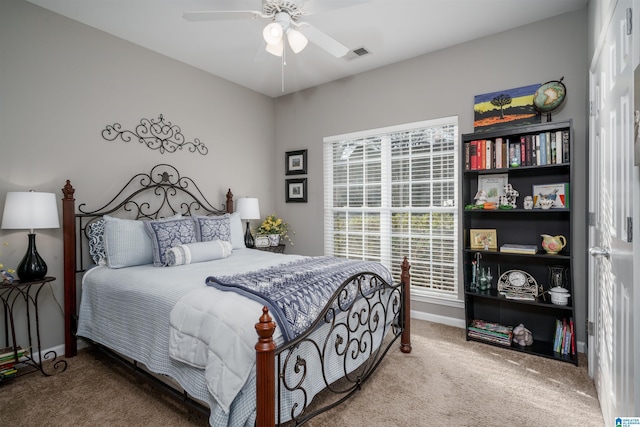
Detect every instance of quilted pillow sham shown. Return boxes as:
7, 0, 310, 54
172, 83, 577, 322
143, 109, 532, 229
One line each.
145, 217, 197, 267
87, 219, 107, 266
192, 214, 231, 243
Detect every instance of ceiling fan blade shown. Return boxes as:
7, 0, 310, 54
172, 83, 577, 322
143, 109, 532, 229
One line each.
183, 10, 267, 22
299, 23, 349, 58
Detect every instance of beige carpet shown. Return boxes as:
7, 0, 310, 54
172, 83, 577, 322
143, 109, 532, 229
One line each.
0, 319, 604, 426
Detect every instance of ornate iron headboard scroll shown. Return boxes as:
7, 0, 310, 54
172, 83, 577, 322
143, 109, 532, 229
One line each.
101, 114, 208, 155
77, 164, 229, 219
62, 164, 233, 357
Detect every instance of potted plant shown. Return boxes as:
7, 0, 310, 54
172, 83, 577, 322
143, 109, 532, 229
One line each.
257, 214, 293, 246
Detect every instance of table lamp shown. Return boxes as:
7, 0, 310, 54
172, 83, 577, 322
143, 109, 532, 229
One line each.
236, 197, 260, 248
1, 191, 60, 282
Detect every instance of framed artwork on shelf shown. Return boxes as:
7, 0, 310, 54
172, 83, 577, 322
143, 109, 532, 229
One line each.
285, 149, 307, 175
532, 183, 569, 208
477, 173, 508, 204
286, 178, 307, 203
470, 229, 497, 250
473, 84, 541, 132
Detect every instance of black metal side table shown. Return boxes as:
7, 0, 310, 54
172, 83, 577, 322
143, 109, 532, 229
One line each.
1, 276, 68, 380
255, 244, 285, 254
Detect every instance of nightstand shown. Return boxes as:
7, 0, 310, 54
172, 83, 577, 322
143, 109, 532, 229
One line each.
0, 276, 68, 381
255, 244, 285, 254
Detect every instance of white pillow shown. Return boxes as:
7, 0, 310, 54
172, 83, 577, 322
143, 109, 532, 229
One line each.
103, 215, 154, 269
103, 214, 181, 269
229, 212, 246, 250
166, 240, 233, 266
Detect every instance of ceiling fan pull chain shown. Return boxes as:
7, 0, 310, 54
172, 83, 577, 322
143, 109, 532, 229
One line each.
281, 45, 285, 92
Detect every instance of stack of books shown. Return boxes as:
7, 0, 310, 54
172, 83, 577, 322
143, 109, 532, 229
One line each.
468, 319, 513, 346
553, 318, 575, 356
0, 347, 28, 381
499, 244, 538, 254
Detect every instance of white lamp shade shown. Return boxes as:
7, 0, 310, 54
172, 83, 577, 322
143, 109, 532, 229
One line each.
287, 29, 308, 54
263, 22, 284, 45
265, 39, 284, 57
236, 198, 261, 220
1, 191, 60, 231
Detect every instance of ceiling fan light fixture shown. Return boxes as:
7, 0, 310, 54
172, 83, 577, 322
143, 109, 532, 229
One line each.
265, 39, 284, 56
287, 29, 308, 54
263, 22, 283, 45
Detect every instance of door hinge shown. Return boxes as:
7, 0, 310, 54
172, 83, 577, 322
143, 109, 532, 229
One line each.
587, 321, 594, 336
589, 101, 594, 116
588, 212, 596, 226
628, 8, 633, 35
628, 217, 633, 242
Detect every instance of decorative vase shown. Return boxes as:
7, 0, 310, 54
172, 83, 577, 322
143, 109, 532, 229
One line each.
541, 234, 566, 254
268, 234, 280, 246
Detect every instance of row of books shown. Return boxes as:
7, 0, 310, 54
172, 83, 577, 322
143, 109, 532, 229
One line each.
0, 346, 29, 381
468, 319, 513, 346
553, 318, 575, 356
465, 130, 570, 170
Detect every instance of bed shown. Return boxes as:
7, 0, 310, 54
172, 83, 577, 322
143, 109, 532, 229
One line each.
61, 164, 411, 426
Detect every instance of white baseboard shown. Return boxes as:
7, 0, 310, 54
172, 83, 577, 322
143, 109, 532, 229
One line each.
411, 310, 466, 328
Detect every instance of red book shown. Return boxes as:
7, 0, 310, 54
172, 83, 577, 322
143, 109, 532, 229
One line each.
470, 141, 478, 170
570, 318, 575, 355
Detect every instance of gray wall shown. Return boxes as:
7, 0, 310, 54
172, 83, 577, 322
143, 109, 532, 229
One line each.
0, 0, 276, 351
274, 9, 589, 342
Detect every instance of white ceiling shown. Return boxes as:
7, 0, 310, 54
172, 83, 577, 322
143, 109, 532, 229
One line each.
26, 0, 588, 98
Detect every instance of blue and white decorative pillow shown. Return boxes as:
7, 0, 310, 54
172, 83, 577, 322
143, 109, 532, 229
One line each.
145, 218, 197, 266
192, 214, 231, 243
87, 219, 107, 266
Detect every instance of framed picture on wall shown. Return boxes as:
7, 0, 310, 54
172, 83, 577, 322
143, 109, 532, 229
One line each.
285, 149, 307, 175
286, 178, 307, 203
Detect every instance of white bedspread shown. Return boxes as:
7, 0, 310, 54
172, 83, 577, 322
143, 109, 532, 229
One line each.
77, 248, 302, 426
169, 286, 284, 413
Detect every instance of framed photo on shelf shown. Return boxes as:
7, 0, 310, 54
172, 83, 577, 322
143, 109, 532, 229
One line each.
470, 229, 497, 250
285, 149, 307, 175
286, 178, 307, 203
477, 173, 508, 204
532, 182, 569, 208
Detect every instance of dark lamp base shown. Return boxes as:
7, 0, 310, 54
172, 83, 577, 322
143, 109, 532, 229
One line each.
244, 221, 255, 248
17, 233, 48, 282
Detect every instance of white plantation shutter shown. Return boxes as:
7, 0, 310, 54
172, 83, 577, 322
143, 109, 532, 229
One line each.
324, 117, 458, 295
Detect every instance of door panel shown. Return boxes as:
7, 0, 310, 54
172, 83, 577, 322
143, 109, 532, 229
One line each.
588, 0, 636, 422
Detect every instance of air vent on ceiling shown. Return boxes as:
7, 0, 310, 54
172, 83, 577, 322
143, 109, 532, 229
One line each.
344, 46, 371, 61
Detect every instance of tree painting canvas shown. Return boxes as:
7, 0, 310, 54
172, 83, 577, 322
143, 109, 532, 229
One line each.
474, 84, 541, 132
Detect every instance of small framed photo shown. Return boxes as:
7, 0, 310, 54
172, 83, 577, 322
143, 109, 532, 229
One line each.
286, 178, 307, 203
470, 229, 497, 250
477, 173, 508, 204
285, 149, 307, 175
532, 183, 569, 208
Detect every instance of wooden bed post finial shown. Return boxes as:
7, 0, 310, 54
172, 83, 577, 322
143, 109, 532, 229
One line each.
62, 180, 77, 357
255, 306, 276, 427
226, 188, 234, 214
400, 256, 412, 354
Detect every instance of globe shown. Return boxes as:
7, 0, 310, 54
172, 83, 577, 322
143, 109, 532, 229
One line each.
533, 78, 566, 113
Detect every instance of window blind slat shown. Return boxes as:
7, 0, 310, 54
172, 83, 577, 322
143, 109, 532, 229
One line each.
324, 117, 458, 295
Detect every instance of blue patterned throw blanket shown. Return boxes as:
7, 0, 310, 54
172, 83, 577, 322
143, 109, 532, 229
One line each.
206, 257, 393, 343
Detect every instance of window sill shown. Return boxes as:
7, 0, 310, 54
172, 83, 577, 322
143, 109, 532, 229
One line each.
410, 287, 464, 309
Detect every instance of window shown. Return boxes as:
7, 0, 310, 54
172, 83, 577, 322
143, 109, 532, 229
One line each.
323, 117, 459, 297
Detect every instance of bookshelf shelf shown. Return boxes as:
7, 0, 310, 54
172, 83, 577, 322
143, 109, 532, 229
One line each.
461, 120, 577, 365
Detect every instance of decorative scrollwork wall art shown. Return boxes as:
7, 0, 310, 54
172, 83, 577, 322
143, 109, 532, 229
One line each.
101, 114, 208, 155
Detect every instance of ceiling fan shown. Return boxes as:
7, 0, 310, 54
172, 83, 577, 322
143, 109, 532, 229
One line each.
183, 0, 366, 58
